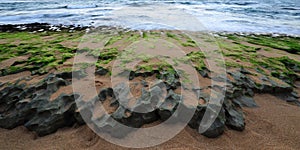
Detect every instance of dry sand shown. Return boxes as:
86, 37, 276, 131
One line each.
0, 94, 299, 150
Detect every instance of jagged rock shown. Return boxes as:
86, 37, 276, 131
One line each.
252, 75, 293, 93
245, 88, 255, 97
88, 83, 163, 137
0, 85, 26, 112
223, 99, 245, 131
129, 71, 135, 80
133, 89, 154, 113
133, 86, 164, 112
74, 110, 85, 125
0, 72, 83, 136
275, 92, 300, 106
1, 66, 299, 139
134, 70, 160, 78
201, 115, 225, 138
285, 96, 299, 103
227, 69, 299, 106
98, 88, 114, 101
74, 96, 96, 125
108, 84, 162, 126
98, 89, 108, 101
24, 94, 78, 136
269, 78, 293, 93
201, 106, 226, 138
229, 72, 256, 89
240, 67, 251, 75
198, 68, 210, 78
291, 91, 299, 98
211, 74, 228, 83
233, 96, 257, 108
140, 110, 159, 124
188, 105, 206, 129
92, 114, 133, 138
112, 106, 144, 128
111, 109, 158, 135
56, 70, 86, 79
113, 83, 131, 108
189, 105, 226, 138
88, 103, 144, 138
158, 90, 182, 121
44, 75, 69, 93
160, 71, 180, 90
95, 67, 108, 76
225, 86, 242, 99
0, 99, 32, 129
0, 84, 38, 129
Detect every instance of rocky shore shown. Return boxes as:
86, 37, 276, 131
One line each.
0, 63, 298, 138
0, 24, 299, 147
0, 23, 87, 32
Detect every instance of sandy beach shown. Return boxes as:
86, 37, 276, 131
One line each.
1, 1, 300, 149
0, 24, 299, 149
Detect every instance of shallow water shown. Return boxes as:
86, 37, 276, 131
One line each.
0, 0, 299, 35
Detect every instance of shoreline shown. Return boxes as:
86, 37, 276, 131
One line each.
1, 23, 299, 38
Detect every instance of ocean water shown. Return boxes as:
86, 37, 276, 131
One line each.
0, 0, 299, 35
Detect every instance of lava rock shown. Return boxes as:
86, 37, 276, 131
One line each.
158, 90, 182, 121
201, 116, 225, 138
98, 88, 114, 101
223, 99, 245, 131
95, 67, 108, 76
189, 105, 226, 138
198, 68, 210, 78
233, 96, 257, 108
0, 73, 80, 136
56, 70, 86, 79
24, 94, 77, 136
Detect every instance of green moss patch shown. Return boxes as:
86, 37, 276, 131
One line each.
1, 29, 299, 88
0, 31, 83, 76
222, 34, 300, 54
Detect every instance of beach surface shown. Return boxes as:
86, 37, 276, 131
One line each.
0, 25, 299, 149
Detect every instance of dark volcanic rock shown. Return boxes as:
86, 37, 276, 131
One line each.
198, 68, 210, 78
112, 106, 145, 128
95, 67, 108, 76
227, 68, 299, 105
158, 90, 182, 121
223, 99, 245, 131
56, 70, 86, 79
201, 115, 225, 138
24, 94, 79, 136
0, 23, 87, 32
98, 88, 114, 101
189, 105, 226, 138
233, 96, 257, 108
160, 71, 180, 90
0, 72, 85, 135
0, 66, 299, 139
